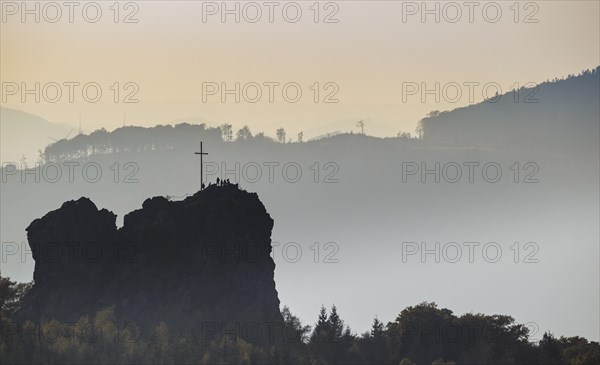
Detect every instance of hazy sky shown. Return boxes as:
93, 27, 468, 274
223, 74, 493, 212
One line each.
1, 1, 600, 342
1, 0, 599, 138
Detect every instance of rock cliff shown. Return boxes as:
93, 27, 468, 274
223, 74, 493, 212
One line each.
19, 184, 282, 343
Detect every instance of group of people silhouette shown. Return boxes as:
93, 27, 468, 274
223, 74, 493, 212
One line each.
201, 177, 234, 190
215, 177, 231, 186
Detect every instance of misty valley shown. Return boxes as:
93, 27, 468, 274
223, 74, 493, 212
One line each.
1, 3, 599, 364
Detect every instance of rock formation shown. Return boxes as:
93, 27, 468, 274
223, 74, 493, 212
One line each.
19, 184, 283, 343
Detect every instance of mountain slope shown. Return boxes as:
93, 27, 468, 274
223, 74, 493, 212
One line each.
0, 107, 74, 164
422, 67, 600, 156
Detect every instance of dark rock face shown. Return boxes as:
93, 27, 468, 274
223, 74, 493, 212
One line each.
20, 185, 282, 342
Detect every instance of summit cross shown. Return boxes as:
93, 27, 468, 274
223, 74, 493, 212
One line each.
194, 141, 208, 189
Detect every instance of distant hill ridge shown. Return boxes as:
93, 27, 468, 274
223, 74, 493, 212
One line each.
29, 67, 599, 164
421, 66, 600, 152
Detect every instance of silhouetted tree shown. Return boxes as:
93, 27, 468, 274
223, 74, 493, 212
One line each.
1, 274, 599, 365
236, 125, 253, 141
220, 123, 233, 141
309, 305, 354, 364
276, 128, 286, 143
538, 332, 561, 365
356, 120, 365, 134
282, 306, 311, 343
415, 119, 425, 139
0, 276, 32, 314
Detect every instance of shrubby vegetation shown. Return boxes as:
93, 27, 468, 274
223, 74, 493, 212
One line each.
1, 277, 598, 364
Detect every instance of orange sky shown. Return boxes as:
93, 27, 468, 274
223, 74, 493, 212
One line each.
1, 0, 599, 138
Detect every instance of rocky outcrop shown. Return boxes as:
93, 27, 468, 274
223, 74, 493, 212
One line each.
19, 185, 282, 343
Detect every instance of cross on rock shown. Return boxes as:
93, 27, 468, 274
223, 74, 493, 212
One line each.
194, 141, 208, 190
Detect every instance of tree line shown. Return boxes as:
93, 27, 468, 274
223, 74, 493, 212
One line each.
40, 123, 289, 163
38, 120, 422, 165
1, 277, 598, 364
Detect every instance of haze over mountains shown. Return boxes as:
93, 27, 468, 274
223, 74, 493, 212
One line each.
422, 68, 599, 156
0, 107, 74, 164
5, 186, 598, 364
1, 68, 599, 341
